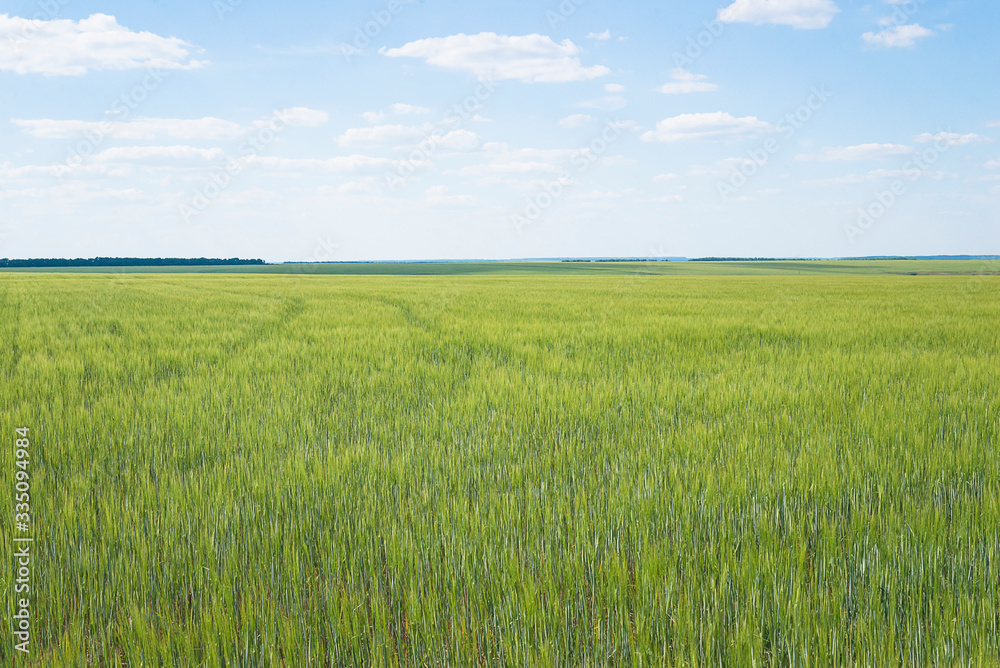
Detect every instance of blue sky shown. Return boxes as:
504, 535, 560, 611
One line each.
1, 0, 997, 261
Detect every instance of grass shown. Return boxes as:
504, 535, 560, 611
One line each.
1, 272, 998, 666
0, 259, 999, 276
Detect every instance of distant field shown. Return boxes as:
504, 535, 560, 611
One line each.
1, 273, 998, 666
2, 259, 1000, 276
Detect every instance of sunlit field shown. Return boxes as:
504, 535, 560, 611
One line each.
2, 272, 998, 666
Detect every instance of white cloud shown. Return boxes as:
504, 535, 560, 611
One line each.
337, 124, 428, 145
0, 182, 150, 202
391, 103, 431, 115
457, 161, 564, 176
578, 95, 627, 111
13, 108, 325, 142
12, 117, 245, 140
987, 121, 1000, 129
559, 114, 597, 129
604, 83, 625, 93
0, 161, 127, 179
653, 173, 679, 182
273, 107, 329, 127
450, 143, 596, 179
337, 122, 478, 151
331, 177, 383, 196
362, 104, 430, 125
986, 159, 1000, 169
241, 155, 395, 173
424, 186, 478, 206
865, 168, 945, 180
914, 132, 991, 146
717, 0, 840, 29
0, 13, 205, 75
599, 155, 637, 167
806, 167, 946, 185
688, 157, 761, 176
641, 112, 775, 142
435, 129, 481, 151
93, 146, 227, 162
657, 68, 718, 94
381, 33, 610, 83
796, 143, 916, 161
586, 30, 611, 40
610, 119, 642, 132
862, 23, 933, 48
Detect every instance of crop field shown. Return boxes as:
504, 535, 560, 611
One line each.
1, 272, 998, 666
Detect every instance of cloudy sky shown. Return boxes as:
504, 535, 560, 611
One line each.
1, 0, 997, 261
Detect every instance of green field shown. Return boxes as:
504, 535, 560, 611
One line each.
2, 272, 998, 666
1, 259, 999, 276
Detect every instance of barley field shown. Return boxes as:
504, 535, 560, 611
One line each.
1, 271, 998, 666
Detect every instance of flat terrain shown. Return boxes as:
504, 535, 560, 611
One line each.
1, 258, 999, 276
1, 272, 998, 665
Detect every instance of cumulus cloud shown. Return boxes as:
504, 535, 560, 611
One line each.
336, 123, 479, 152
914, 132, 991, 146
0, 13, 205, 75
272, 107, 329, 127
578, 94, 627, 111
657, 68, 718, 94
434, 129, 481, 151
454, 144, 591, 177
241, 155, 395, 173
391, 103, 431, 115
717, 0, 840, 29
586, 30, 611, 40
559, 114, 597, 129
641, 112, 775, 142
457, 161, 565, 176
362, 104, 429, 125
796, 143, 916, 161
13, 108, 326, 140
93, 146, 227, 162
862, 23, 933, 48
424, 186, 478, 206
337, 124, 429, 146
12, 117, 245, 140
381, 33, 609, 83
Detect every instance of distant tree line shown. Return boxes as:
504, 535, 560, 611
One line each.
690, 257, 818, 262
561, 258, 667, 263
0, 257, 265, 268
